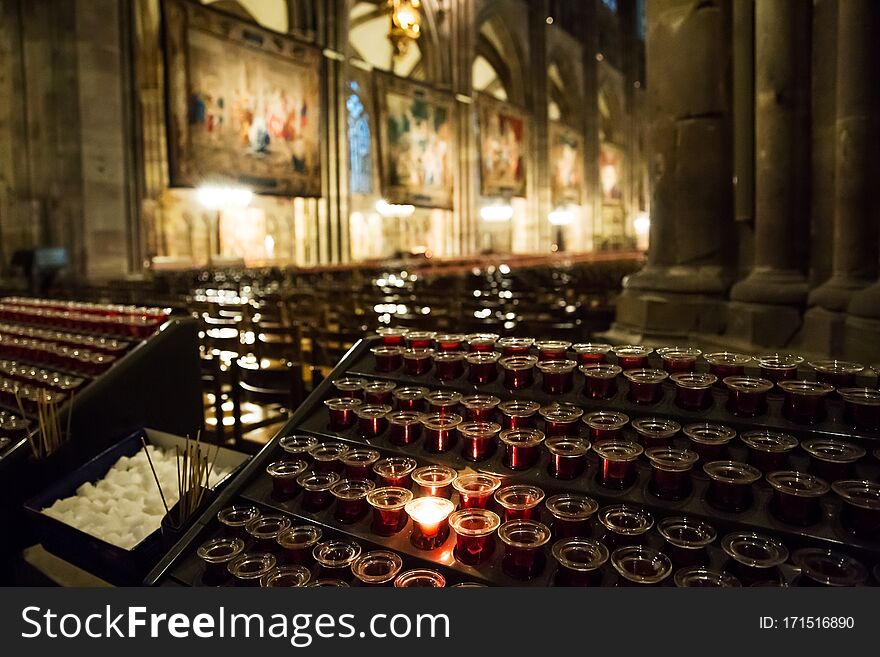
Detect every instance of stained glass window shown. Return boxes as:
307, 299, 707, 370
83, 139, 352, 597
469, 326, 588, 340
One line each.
347, 81, 373, 196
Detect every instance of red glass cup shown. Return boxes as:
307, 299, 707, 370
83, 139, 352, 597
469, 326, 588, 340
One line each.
832, 480, 880, 537
363, 380, 397, 405
758, 353, 804, 384
467, 333, 499, 352
631, 417, 680, 449
355, 404, 392, 438
646, 447, 698, 500
537, 359, 577, 394
721, 532, 788, 585
612, 345, 653, 370
671, 372, 717, 410
460, 394, 501, 422
466, 351, 500, 384
392, 385, 429, 412
839, 387, 880, 431
545, 493, 598, 539
425, 390, 463, 415
657, 516, 716, 567
387, 410, 423, 446
298, 472, 340, 511
572, 342, 612, 366
412, 465, 457, 498
308, 442, 350, 474
682, 423, 735, 463
494, 484, 545, 522
351, 551, 403, 587
371, 346, 403, 372
497, 337, 535, 357
277, 525, 323, 566
723, 376, 774, 417
435, 333, 465, 352
499, 428, 545, 470
420, 412, 462, 453
266, 459, 308, 499
539, 403, 584, 437
767, 470, 829, 525
552, 538, 608, 587
674, 567, 740, 588
792, 548, 869, 587
228, 553, 277, 587
545, 436, 590, 479
802, 438, 866, 482
778, 380, 834, 424
535, 340, 571, 361
611, 545, 672, 587
741, 430, 798, 473
393, 569, 446, 588
405, 331, 436, 350
453, 473, 502, 509
624, 368, 668, 404
313, 540, 362, 582
279, 434, 318, 463
598, 504, 654, 549
433, 351, 465, 380
498, 399, 541, 430
198, 537, 245, 585
582, 410, 629, 441
373, 457, 418, 489
498, 520, 551, 580
809, 359, 865, 389
449, 508, 501, 565
376, 327, 408, 346
330, 478, 376, 524
580, 363, 622, 399
324, 397, 362, 430
704, 352, 753, 383
704, 461, 762, 512
405, 497, 455, 550
246, 515, 292, 553
341, 449, 381, 480
658, 347, 702, 374
593, 440, 643, 489
332, 377, 367, 399
366, 487, 413, 536
500, 355, 538, 390
403, 348, 434, 376
458, 421, 501, 461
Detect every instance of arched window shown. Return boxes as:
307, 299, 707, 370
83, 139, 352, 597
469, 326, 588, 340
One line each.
347, 81, 373, 196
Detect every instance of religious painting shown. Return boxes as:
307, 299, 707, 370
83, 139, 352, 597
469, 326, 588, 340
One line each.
376, 72, 456, 209
164, 0, 323, 196
600, 142, 624, 203
477, 94, 528, 197
549, 122, 584, 205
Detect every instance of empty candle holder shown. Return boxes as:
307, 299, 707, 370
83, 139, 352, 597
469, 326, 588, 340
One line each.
808, 359, 865, 389
792, 548, 869, 587
494, 484, 545, 522
671, 372, 717, 410
313, 540, 362, 581
656, 516, 716, 567
332, 377, 368, 399
498, 399, 541, 430
373, 456, 418, 488
646, 447, 698, 500
341, 449, 381, 479
308, 442, 350, 474
376, 327, 408, 346
260, 565, 312, 588
460, 394, 501, 422
420, 412, 462, 452
777, 380, 834, 424
498, 520, 551, 580
393, 569, 446, 588
279, 434, 318, 462
682, 423, 736, 463
741, 430, 798, 473
277, 525, 323, 565
539, 403, 584, 437
632, 417, 681, 449
363, 380, 397, 405
366, 487, 413, 536
598, 504, 654, 549
217, 505, 261, 539
403, 348, 435, 376
723, 376, 774, 417
499, 428, 545, 470
580, 364, 622, 399
674, 567, 740, 588
228, 553, 277, 587
351, 551, 403, 587
324, 397, 363, 430
266, 459, 308, 499
704, 352, 753, 382
435, 333, 465, 352
611, 545, 671, 587
497, 337, 535, 357
411, 464, 457, 498
433, 352, 465, 380
552, 538, 608, 587
298, 472, 340, 511
405, 497, 455, 550
767, 470, 829, 526
535, 340, 571, 361
839, 387, 880, 431
546, 436, 590, 479
392, 385, 429, 411
704, 461, 762, 512
658, 346, 702, 374
198, 537, 245, 585
466, 351, 500, 384
832, 480, 880, 537
425, 390, 463, 415
612, 345, 653, 370
624, 368, 668, 404
452, 473, 501, 509
582, 410, 629, 441
386, 410, 423, 446
371, 346, 403, 372
449, 508, 501, 565
721, 531, 788, 585
537, 359, 578, 394
405, 331, 436, 350
246, 515, 292, 553
545, 493, 598, 539
757, 353, 804, 384
308, 579, 349, 587
593, 440, 643, 489
458, 421, 501, 461
572, 342, 612, 365
331, 479, 375, 524
500, 355, 538, 389
802, 438, 865, 483
467, 333, 500, 352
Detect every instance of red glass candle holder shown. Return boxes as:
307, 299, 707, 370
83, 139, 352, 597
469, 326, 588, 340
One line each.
582, 410, 629, 441
376, 327, 408, 346
433, 352, 465, 380
425, 390, 463, 415
198, 537, 245, 585
593, 440, 643, 489
435, 333, 465, 352
449, 508, 501, 566
420, 412, 462, 453
793, 549, 869, 587
411, 465, 457, 498
298, 472, 340, 511
218, 505, 261, 539
497, 337, 535, 357
721, 532, 788, 585
494, 484, 545, 522
405, 497, 455, 550
371, 346, 403, 372
646, 447, 698, 500
631, 417, 680, 449
839, 388, 880, 431
387, 410, 423, 446
499, 428, 545, 470
624, 368, 668, 404
580, 364, 621, 399
392, 385, 429, 411
498, 520, 551, 580
246, 515, 292, 553
539, 403, 583, 437
598, 504, 654, 549
552, 538, 608, 587
373, 457, 418, 489
393, 569, 446, 588
832, 480, 880, 537
403, 348, 435, 376
331, 479, 376, 524
308, 442, 350, 474
498, 399, 541, 430
332, 377, 367, 399
657, 516, 716, 567
313, 540, 362, 581
802, 438, 866, 482
535, 340, 571, 361
366, 487, 413, 536
363, 380, 397, 405
704, 461, 762, 512
658, 347, 702, 374
277, 525, 323, 565
757, 353, 804, 384
500, 355, 538, 389
671, 372, 717, 410
777, 380, 834, 424
572, 342, 612, 366
405, 331, 436, 350
466, 351, 500, 384
460, 394, 501, 422
351, 551, 403, 587
674, 567, 740, 588
467, 333, 499, 352
537, 359, 577, 394
808, 359, 865, 389
741, 430, 798, 473
611, 545, 671, 587
767, 470, 829, 526
458, 421, 501, 461
545, 493, 598, 539
341, 449, 381, 479
279, 434, 318, 462
612, 345, 653, 370
324, 397, 362, 430
452, 473, 501, 509
545, 436, 590, 479
266, 459, 308, 499
682, 423, 736, 463
704, 351, 753, 383
355, 404, 392, 438
723, 376, 774, 416
227, 553, 277, 587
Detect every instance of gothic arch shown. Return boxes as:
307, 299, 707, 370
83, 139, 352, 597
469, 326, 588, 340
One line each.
473, 4, 528, 106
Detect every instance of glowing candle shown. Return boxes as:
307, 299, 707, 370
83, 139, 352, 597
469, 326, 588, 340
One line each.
405, 497, 455, 550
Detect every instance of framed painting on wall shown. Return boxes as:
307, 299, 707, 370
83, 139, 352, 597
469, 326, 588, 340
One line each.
375, 72, 456, 209
600, 141, 624, 203
549, 121, 584, 206
164, 0, 323, 197
477, 94, 528, 197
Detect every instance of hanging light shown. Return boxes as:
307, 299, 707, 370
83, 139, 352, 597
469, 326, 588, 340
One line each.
480, 202, 513, 223
548, 206, 575, 226
388, 0, 422, 59
195, 185, 253, 211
